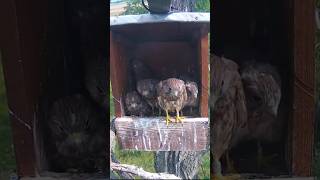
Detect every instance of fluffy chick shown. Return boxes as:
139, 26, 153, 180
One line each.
137, 79, 160, 115
125, 91, 151, 116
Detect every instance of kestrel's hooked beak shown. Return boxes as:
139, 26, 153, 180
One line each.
173, 91, 179, 96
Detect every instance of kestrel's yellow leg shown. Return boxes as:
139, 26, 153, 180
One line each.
165, 110, 172, 126
175, 109, 184, 123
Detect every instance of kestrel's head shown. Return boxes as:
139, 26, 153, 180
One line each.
137, 79, 159, 99
185, 81, 198, 105
125, 91, 142, 110
132, 59, 144, 71
210, 55, 240, 108
241, 62, 281, 116
157, 78, 186, 101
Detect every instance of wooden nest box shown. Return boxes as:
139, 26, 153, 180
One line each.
110, 13, 210, 151
213, 0, 315, 178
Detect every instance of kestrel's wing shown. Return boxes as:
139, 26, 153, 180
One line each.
235, 74, 248, 127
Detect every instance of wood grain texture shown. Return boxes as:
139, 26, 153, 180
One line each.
291, 0, 315, 176
110, 32, 129, 117
199, 33, 209, 117
0, 0, 48, 176
114, 117, 209, 151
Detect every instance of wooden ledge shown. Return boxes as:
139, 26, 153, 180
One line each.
114, 117, 209, 151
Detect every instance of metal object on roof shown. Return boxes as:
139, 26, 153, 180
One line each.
110, 12, 210, 26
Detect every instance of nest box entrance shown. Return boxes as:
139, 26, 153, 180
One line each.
110, 13, 210, 151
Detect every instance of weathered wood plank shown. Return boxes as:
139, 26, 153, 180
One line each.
291, 0, 315, 176
114, 117, 209, 151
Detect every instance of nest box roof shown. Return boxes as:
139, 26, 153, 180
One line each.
110, 12, 210, 26
110, 12, 210, 41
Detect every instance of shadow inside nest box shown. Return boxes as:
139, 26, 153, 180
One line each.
222, 140, 288, 176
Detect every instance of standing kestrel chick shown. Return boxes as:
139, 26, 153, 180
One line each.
125, 91, 151, 116
210, 55, 248, 179
156, 78, 188, 125
137, 79, 160, 115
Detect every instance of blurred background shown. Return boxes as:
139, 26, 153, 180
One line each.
3, 0, 320, 179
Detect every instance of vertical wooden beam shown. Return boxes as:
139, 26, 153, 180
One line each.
199, 33, 209, 117
291, 0, 315, 176
110, 32, 127, 117
0, 0, 47, 176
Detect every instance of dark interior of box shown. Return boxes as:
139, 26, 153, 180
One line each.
34, 0, 107, 175
213, 0, 292, 176
111, 23, 209, 117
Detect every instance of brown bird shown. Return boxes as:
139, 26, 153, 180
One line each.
210, 55, 248, 179
137, 79, 160, 115
157, 78, 188, 125
240, 61, 282, 168
125, 91, 151, 116
48, 94, 106, 172
84, 55, 108, 110
185, 80, 199, 114
132, 59, 154, 81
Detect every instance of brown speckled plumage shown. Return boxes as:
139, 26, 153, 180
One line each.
185, 80, 199, 108
241, 61, 282, 142
156, 78, 188, 114
137, 79, 160, 113
84, 55, 108, 110
125, 91, 151, 116
210, 55, 248, 177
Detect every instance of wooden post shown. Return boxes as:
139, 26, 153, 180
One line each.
199, 33, 209, 117
0, 0, 48, 176
291, 0, 315, 176
110, 32, 128, 117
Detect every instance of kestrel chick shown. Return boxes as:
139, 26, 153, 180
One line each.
156, 78, 188, 125
240, 61, 281, 142
210, 55, 248, 179
84, 55, 108, 110
132, 59, 153, 81
185, 80, 199, 112
125, 91, 151, 116
241, 61, 282, 169
137, 79, 160, 114
48, 94, 106, 171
